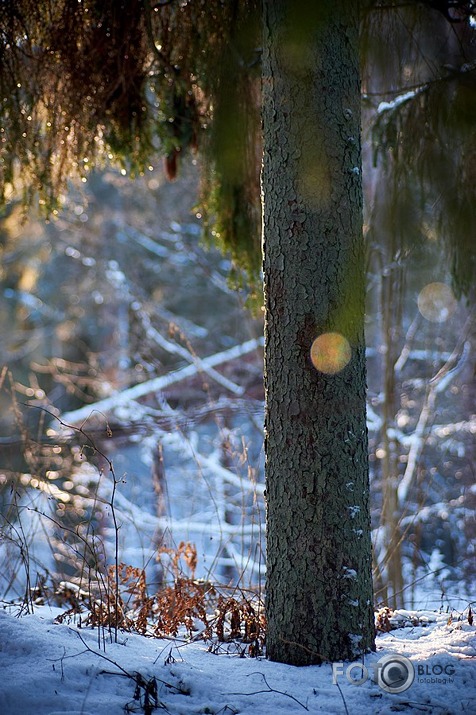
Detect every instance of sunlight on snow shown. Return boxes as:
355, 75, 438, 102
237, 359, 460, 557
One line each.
417, 282, 457, 323
310, 332, 351, 374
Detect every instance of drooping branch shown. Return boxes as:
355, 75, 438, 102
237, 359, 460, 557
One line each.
0, 0, 263, 291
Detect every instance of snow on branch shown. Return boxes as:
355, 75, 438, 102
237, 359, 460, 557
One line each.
104, 252, 245, 395
60, 337, 263, 427
110, 487, 264, 536
397, 338, 471, 506
377, 88, 424, 114
137, 306, 245, 396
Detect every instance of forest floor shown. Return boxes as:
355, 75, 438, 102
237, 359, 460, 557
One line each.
0, 603, 474, 715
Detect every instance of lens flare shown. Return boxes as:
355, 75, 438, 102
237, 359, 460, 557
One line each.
310, 332, 351, 374
417, 283, 456, 323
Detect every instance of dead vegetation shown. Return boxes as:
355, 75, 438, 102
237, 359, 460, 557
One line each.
46, 543, 266, 657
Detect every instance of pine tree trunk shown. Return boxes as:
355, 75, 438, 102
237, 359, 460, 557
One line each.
262, 0, 375, 664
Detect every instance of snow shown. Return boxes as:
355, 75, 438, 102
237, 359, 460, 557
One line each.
60, 337, 263, 425
0, 606, 474, 714
377, 89, 423, 114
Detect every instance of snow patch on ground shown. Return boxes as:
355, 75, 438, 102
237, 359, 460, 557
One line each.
0, 606, 474, 714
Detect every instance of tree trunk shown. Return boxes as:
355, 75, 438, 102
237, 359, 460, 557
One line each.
379, 263, 405, 609
262, 0, 375, 664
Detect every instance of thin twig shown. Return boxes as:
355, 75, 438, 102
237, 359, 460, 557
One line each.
335, 681, 350, 715
225, 671, 309, 711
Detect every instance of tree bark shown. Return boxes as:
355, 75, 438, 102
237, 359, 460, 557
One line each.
262, 0, 375, 664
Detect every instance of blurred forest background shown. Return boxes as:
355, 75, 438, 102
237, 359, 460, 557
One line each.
0, 1, 475, 615
0, 153, 473, 612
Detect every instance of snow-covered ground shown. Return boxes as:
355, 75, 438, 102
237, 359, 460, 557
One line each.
0, 605, 474, 714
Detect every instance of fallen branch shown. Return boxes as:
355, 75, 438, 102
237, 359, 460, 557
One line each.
60, 337, 263, 425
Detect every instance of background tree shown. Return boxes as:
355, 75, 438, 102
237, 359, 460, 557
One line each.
362, 1, 476, 607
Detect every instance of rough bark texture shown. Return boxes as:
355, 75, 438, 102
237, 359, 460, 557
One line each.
262, 0, 375, 665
